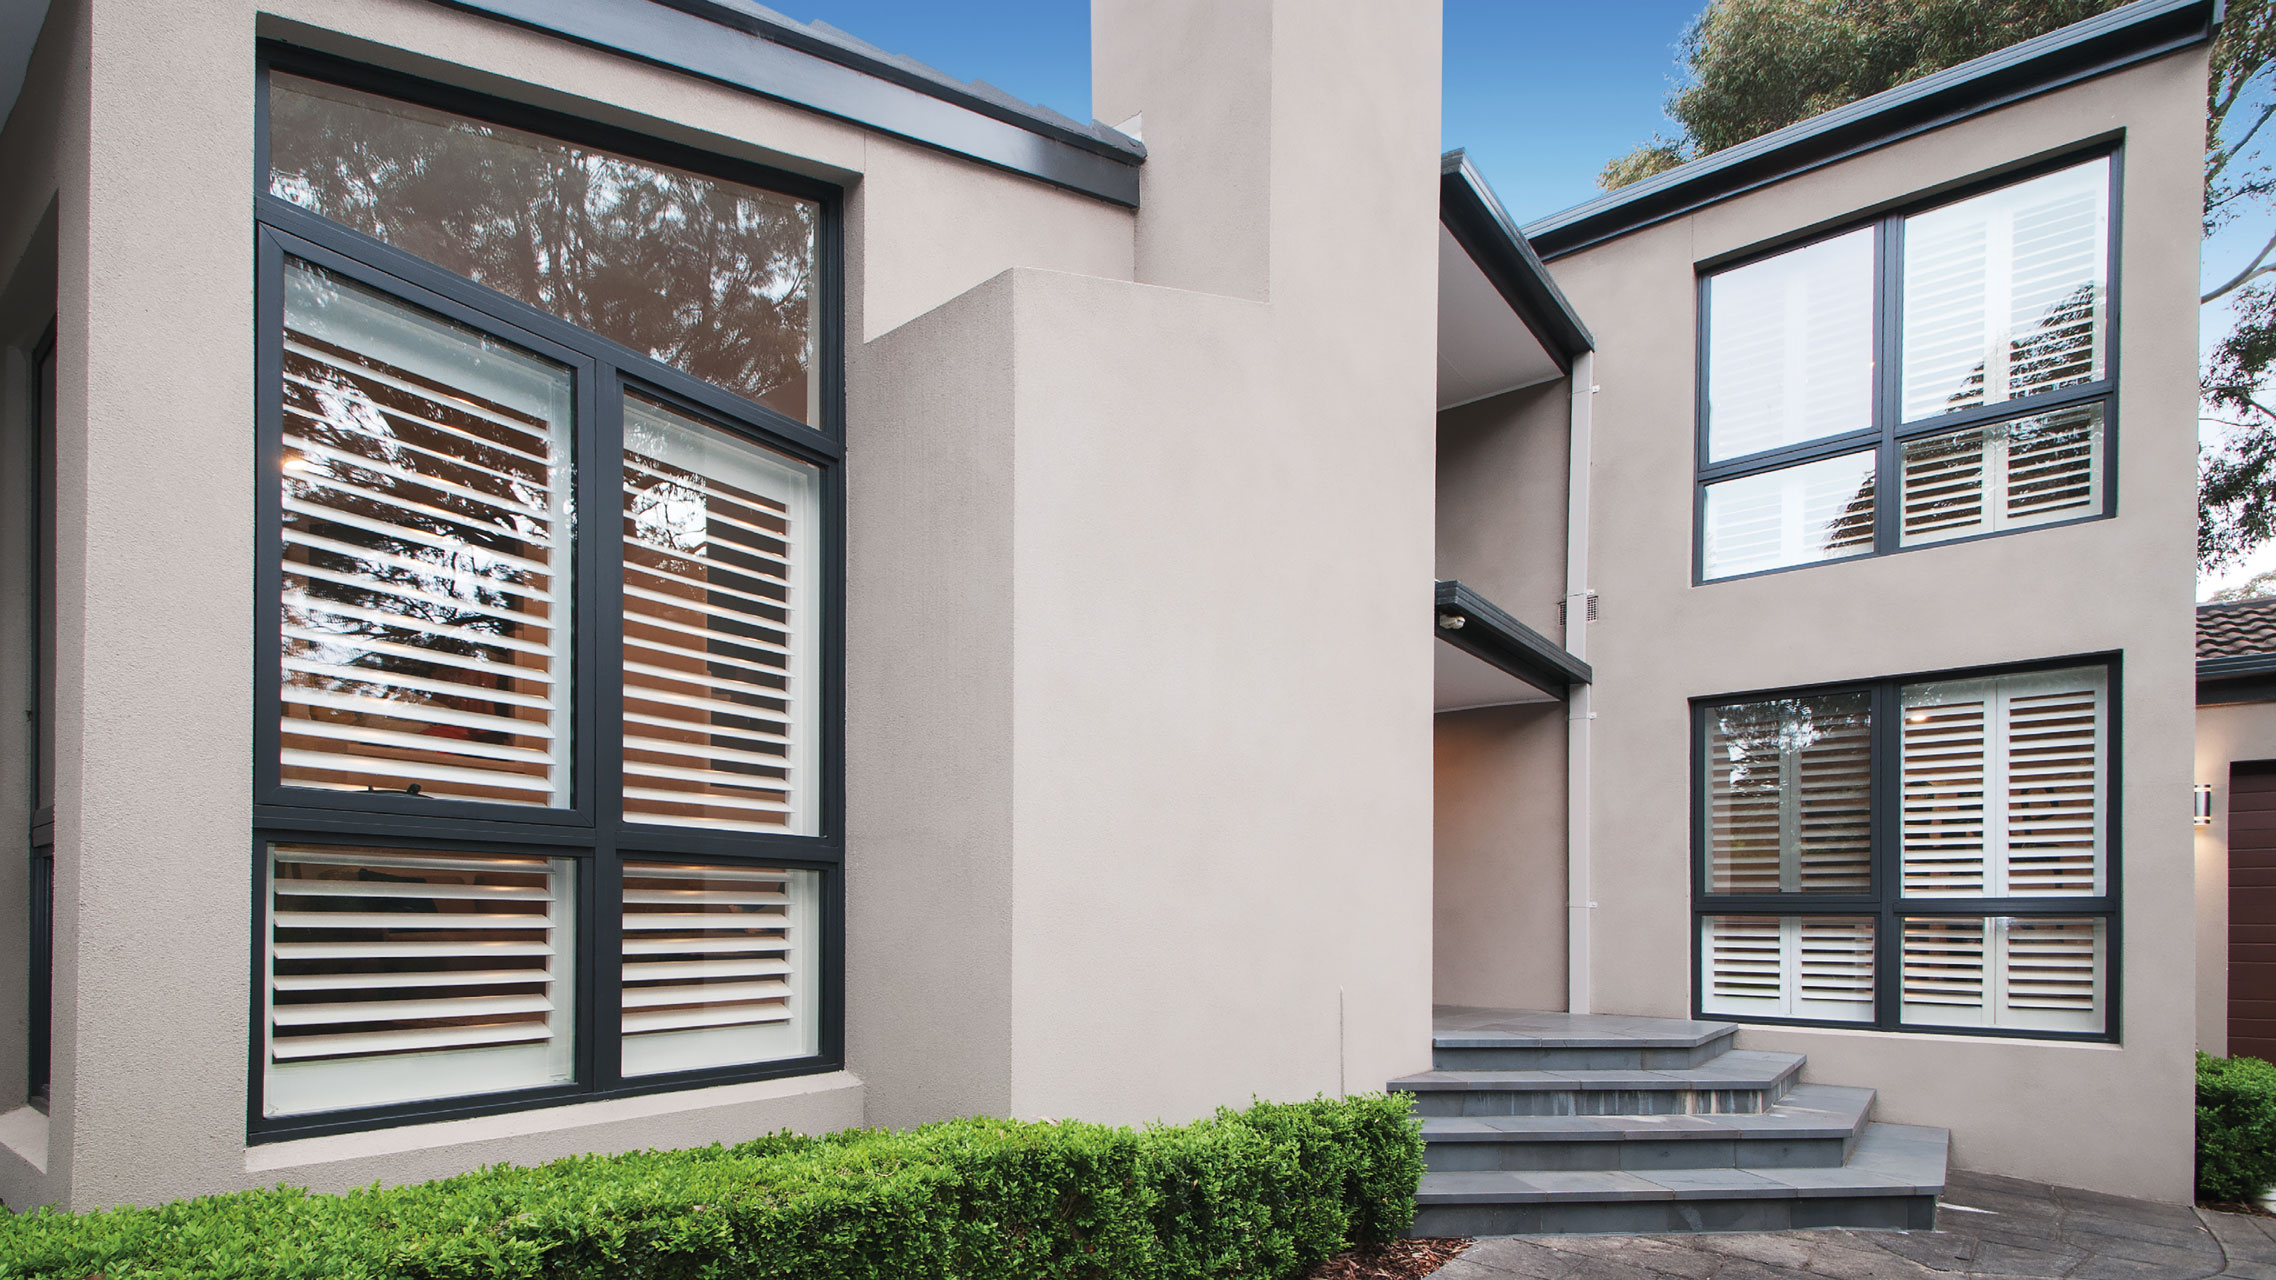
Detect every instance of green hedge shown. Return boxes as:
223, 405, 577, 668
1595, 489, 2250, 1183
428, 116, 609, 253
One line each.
2199, 1050, 2276, 1202
0, 1094, 1423, 1280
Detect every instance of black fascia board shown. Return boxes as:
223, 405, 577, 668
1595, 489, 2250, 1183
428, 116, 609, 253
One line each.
421, 0, 1145, 207
1440, 150, 1595, 366
1523, 0, 2218, 260
2199, 670, 2276, 706
1435, 579, 1593, 697
2201, 653, 2276, 682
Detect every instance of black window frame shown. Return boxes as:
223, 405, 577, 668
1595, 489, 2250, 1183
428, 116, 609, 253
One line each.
27, 319, 55, 1111
1692, 141, 2125, 586
1688, 653, 2122, 1044
247, 47, 847, 1143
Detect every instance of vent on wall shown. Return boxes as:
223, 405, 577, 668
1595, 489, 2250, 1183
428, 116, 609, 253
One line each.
1557, 592, 1599, 627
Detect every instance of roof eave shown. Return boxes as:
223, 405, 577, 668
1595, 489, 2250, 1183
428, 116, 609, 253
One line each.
419, 0, 1146, 206
1523, 0, 2217, 260
1440, 150, 1595, 363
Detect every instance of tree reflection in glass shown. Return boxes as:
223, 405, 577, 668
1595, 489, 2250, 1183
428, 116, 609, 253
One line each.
268, 74, 819, 425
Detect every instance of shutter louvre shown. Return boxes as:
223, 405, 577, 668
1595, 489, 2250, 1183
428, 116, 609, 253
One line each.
620, 862, 819, 1075
277, 259, 574, 809
1702, 450, 1876, 580
1902, 667, 2104, 898
264, 846, 574, 1116
1903, 916, 2103, 1033
1707, 694, 1871, 894
1899, 405, 2103, 546
1902, 159, 2109, 420
1705, 228, 1877, 462
621, 395, 819, 835
1701, 915, 1874, 1023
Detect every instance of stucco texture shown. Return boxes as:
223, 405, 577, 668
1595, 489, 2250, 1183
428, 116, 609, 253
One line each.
1, 0, 1443, 1211
1544, 49, 2208, 1201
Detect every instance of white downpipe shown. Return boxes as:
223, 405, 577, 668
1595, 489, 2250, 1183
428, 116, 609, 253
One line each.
1565, 352, 1596, 1016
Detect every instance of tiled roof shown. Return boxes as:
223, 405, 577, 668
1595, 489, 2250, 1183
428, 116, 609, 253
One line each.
2198, 598, 2276, 661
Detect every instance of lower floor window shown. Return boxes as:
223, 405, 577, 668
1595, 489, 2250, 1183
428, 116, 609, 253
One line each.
1693, 660, 2115, 1039
261, 844, 825, 1123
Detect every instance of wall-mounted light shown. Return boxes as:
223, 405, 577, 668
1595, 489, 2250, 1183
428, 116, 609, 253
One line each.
2198, 782, 2215, 827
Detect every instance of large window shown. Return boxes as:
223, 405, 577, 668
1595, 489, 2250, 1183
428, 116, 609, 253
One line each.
1693, 660, 2115, 1039
1697, 154, 2114, 581
252, 54, 841, 1138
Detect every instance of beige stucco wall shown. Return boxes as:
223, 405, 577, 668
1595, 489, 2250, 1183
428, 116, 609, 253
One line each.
1433, 704, 1568, 1011
1431, 381, 1575, 1008
2192, 697, 2276, 1059
1546, 49, 2208, 1201
0, 0, 69, 1214
0, 0, 1442, 1213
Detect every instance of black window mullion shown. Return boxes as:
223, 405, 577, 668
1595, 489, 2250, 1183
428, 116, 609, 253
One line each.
1873, 216, 1903, 557
1871, 681, 1901, 1029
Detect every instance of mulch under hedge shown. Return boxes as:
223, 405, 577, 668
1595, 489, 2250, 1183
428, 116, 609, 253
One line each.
1300, 1237, 1470, 1280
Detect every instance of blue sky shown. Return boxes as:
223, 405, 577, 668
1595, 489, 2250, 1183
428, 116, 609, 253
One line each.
783, 1, 1706, 223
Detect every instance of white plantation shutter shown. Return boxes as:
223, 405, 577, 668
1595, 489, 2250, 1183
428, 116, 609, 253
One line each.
1901, 159, 2109, 420
1899, 405, 2103, 546
1706, 228, 1877, 461
1901, 916, 2103, 1033
1702, 450, 1877, 580
621, 395, 821, 834
1706, 694, 1872, 894
264, 846, 574, 1116
1901, 667, 2105, 897
277, 259, 575, 807
621, 861, 819, 1075
1701, 916, 1875, 1023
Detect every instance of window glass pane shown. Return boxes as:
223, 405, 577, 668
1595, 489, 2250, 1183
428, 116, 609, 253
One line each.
1706, 692, 1872, 894
1899, 403, 2104, 546
1701, 450, 1876, 579
279, 258, 575, 807
1901, 158, 2108, 420
268, 74, 820, 424
621, 861, 820, 1075
1901, 666, 2105, 897
263, 845, 575, 1116
1901, 916, 2103, 1033
1701, 915, 1875, 1023
623, 394, 820, 834
1705, 228, 1875, 462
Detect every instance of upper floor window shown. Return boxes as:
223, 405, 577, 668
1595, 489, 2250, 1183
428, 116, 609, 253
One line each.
252, 54, 841, 1138
1697, 154, 2113, 581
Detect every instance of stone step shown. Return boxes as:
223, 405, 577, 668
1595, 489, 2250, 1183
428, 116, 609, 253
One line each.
1432, 1008, 1739, 1072
1421, 1084, 1874, 1173
1407, 1123, 1948, 1237
1390, 1050, 1804, 1117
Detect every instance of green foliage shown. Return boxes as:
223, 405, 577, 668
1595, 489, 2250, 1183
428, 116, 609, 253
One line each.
0, 1095, 1423, 1280
2198, 1051, 2276, 1202
1596, 0, 2124, 192
1598, 138, 1691, 190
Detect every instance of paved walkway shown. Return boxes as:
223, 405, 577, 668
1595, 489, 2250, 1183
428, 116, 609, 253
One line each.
1432, 1171, 2276, 1279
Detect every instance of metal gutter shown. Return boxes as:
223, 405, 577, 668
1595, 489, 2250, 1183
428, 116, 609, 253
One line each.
1524, 0, 2218, 260
1434, 579, 1593, 697
1441, 150, 1595, 366
2201, 654, 2276, 681
422, 0, 1146, 206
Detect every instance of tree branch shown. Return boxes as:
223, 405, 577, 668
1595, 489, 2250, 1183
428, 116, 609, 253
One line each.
2211, 99, 2276, 185
2206, 224, 2276, 302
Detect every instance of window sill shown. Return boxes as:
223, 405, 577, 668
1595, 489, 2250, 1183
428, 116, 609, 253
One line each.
1729, 1021, 2120, 1050
0, 1104, 50, 1173
244, 1069, 863, 1175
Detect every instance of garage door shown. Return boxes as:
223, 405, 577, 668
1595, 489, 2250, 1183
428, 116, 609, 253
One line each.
2232, 761, 2276, 1061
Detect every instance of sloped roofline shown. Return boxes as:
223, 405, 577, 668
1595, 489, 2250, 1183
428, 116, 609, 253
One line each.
1524, 0, 2219, 260
1441, 149, 1595, 364
424, 0, 1146, 206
